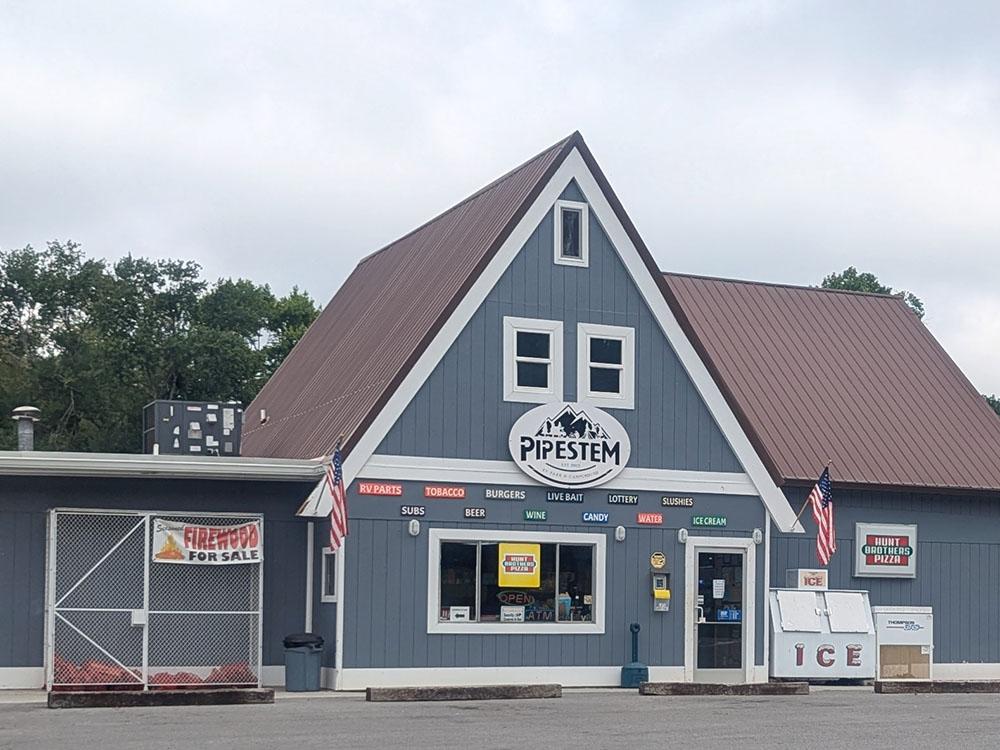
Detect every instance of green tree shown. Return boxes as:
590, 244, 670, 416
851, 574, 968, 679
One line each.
821, 268, 1000, 419
821, 267, 925, 319
985, 395, 1000, 418
0, 241, 320, 452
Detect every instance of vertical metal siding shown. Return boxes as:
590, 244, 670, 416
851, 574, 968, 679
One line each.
377, 184, 742, 473
0, 510, 46, 667
0, 476, 313, 669
341, 481, 766, 669
772, 487, 1000, 664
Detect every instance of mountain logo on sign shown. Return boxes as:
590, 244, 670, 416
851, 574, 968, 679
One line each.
509, 402, 631, 490
536, 405, 610, 441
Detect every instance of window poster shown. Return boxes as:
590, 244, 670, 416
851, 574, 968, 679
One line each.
498, 543, 541, 588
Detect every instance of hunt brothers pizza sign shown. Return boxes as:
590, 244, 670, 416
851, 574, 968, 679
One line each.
854, 523, 917, 578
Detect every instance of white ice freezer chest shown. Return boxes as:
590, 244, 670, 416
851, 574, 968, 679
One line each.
769, 588, 876, 679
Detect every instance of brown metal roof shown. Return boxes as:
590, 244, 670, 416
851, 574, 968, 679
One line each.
662, 273, 1000, 492
241, 134, 577, 459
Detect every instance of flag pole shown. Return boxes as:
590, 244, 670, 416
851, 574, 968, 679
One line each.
791, 459, 833, 525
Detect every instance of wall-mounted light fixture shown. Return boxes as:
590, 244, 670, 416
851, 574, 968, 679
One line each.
752, 528, 763, 545
614, 525, 626, 542
677, 528, 688, 544
408, 519, 421, 537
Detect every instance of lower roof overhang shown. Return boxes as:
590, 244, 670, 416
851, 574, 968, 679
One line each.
0, 451, 324, 482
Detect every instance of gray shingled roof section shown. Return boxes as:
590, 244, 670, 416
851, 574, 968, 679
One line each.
241, 134, 575, 459
663, 272, 1000, 492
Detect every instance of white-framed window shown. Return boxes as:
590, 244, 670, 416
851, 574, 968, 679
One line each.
503, 316, 563, 403
427, 528, 606, 635
577, 322, 635, 410
553, 199, 589, 267
321, 547, 338, 603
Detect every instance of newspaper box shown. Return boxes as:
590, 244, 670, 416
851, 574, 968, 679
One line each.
872, 606, 933, 680
769, 588, 876, 679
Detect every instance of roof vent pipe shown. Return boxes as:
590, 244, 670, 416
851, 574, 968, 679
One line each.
11, 406, 41, 451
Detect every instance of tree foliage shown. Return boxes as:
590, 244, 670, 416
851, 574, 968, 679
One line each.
820, 267, 1000, 419
821, 266, 925, 319
985, 395, 1000, 418
0, 241, 320, 452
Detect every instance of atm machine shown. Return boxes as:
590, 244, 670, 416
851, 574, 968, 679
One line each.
770, 569, 876, 680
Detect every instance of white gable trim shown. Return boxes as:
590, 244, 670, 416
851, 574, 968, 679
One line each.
299, 147, 800, 533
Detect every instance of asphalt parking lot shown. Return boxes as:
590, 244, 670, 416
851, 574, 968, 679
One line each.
3, 688, 1000, 750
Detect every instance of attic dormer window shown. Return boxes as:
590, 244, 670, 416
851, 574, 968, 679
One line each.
554, 200, 589, 267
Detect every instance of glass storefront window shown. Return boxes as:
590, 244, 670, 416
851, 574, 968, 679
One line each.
439, 542, 478, 621
557, 544, 593, 622
437, 540, 596, 625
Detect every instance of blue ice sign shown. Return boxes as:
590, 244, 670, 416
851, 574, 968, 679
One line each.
717, 608, 742, 622
582, 511, 610, 524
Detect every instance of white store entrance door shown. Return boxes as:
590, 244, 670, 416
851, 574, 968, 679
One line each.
684, 537, 756, 684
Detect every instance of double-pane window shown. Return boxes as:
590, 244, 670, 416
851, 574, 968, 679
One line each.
503, 317, 563, 403
578, 323, 635, 409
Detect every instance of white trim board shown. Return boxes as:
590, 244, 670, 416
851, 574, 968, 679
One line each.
0, 667, 44, 690
261, 665, 285, 687
298, 147, 798, 532
934, 663, 1000, 680
338, 666, 684, 691
360, 455, 759, 496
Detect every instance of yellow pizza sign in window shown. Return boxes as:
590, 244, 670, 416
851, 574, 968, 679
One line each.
498, 543, 541, 588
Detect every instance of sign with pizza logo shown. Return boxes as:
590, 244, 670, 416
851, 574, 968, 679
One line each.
152, 518, 262, 565
854, 523, 917, 578
498, 543, 541, 588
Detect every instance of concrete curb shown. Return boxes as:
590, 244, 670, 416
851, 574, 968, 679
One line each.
47, 688, 274, 709
639, 682, 809, 696
875, 680, 1000, 694
365, 684, 562, 702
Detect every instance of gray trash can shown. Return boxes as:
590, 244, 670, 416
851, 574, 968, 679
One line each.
283, 633, 324, 691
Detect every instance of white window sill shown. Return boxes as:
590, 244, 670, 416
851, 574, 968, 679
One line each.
579, 393, 634, 411
429, 622, 604, 635
504, 388, 561, 404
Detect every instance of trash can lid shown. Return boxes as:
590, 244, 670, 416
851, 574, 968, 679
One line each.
283, 632, 324, 648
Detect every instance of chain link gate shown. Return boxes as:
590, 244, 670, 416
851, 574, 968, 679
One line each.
46, 509, 263, 691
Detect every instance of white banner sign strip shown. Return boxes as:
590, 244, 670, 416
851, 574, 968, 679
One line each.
152, 518, 262, 565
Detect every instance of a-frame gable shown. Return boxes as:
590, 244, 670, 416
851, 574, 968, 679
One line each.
301, 142, 801, 533
376, 179, 743, 475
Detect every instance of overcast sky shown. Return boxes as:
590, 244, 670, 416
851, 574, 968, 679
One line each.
3, 1, 999, 393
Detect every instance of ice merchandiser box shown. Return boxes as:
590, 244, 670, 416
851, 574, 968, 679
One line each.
769, 588, 876, 679
871, 606, 933, 681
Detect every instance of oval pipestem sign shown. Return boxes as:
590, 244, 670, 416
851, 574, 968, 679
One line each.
508, 402, 631, 489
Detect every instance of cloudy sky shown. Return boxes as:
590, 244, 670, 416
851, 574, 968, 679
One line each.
3, 1, 999, 392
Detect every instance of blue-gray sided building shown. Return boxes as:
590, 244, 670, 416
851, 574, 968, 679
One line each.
5, 132, 1000, 691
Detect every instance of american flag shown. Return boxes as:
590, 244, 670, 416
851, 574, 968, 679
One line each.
809, 467, 836, 566
326, 446, 348, 550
